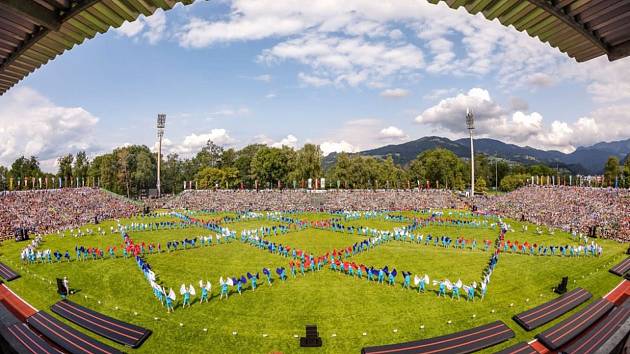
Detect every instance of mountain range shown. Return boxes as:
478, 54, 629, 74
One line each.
323, 137, 630, 175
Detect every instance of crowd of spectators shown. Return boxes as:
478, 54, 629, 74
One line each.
157, 189, 464, 211
0, 188, 139, 239
476, 186, 630, 242
1, 186, 628, 242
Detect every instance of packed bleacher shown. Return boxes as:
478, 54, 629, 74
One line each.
1, 186, 629, 242
0, 188, 139, 239
476, 186, 630, 242
159, 189, 464, 211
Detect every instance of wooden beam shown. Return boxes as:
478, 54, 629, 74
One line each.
608, 40, 630, 61
0, 0, 61, 30
525, 0, 607, 54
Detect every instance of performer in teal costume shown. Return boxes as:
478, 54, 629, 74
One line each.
467, 284, 475, 301
438, 281, 447, 297
402, 271, 411, 289
200, 282, 209, 303
263, 268, 273, 286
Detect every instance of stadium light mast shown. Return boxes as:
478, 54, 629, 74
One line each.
156, 114, 166, 198
466, 108, 475, 197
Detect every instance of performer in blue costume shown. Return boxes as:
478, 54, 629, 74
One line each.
263, 268, 273, 286
438, 280, 447, 297
388, 269, 397, 286
402, 271, 411, 289
466, 283, 475, 301
219, 277, 231, 299
166, 288, 176, 312
452, 280, 461, 300
247, 273, 258, 291
199, 280, 210, 303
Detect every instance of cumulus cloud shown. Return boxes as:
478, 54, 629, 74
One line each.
261, 34, 423, 87
171, 0, 630, 98
414, 87, 630, 152
380, 88, 409, 98
115, 9, 166, 44
0, 87, 99, 171
415, 88, 503, 133
298, 72, 332, 87
525, 73, 555, 88
272, 134, 299, 148
319, 140, 356, 156
253, 134, 300, 149
379, 126, 407, 140
156, 129, 236, 156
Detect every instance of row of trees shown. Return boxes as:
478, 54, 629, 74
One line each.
1, 140, 629, 197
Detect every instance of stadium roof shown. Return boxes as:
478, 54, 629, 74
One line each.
0, 0, 629, 96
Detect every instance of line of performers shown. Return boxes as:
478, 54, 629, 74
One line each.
148, 267, 294, 312
329, 261, 485, 300
498, 240, 603, 257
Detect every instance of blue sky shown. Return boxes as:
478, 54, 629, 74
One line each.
1, 0, 629, 172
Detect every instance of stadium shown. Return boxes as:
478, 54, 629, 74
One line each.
0, 1, 629, 354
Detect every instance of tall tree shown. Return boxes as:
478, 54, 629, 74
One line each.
251, 146, 295, 187
603, 156, 621, 186
409, 148, 466, 189
73, 151, 89, 183
0, 165, 8, 190
221, 148, 237, 168
57, 154, 74, 185
235, 144, 264, 187
623, 153, 630, 187
162, 153, 184, 194
326, 153, 352, 188
133, 149, 155, 192
194, 140, 224, 168
291, 144, 322, 183
11, 156, 42, 180
116, 148, 131, 198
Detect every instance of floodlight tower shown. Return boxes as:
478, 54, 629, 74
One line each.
466, 109, 475, 197
157, 114, 166, 198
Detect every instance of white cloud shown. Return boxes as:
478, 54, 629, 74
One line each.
208, 107, 250, 118
317, 118, 407, 153
0, 87, 99, 171
171, 0, 630, 99
415, 88, 503, 133
253, 134, 300, 149
272, 134, 299, 148
116, 20, 145, 38
320, 140, 356, 156
298, 72, 332, 87
115, 9, 166, 44
143, 9, 167, 44
423, 88, 457, 101
525, 73, 555, 88
414, 87, 630, 152
379, 126, 407, 140
262, 34, 424, 87
157, 129, 236, 156
265, 93, 277, 99
253, 74, 272, 82
380, 88, 409, 98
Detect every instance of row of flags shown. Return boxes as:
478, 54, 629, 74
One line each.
3, 176, 99, 191
186, 179, 458, 190
186, 175, 626, 190
4, 175, 622, 191
528, 175, 624, 188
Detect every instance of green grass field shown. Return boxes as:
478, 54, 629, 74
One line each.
1, 211, 627, 353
